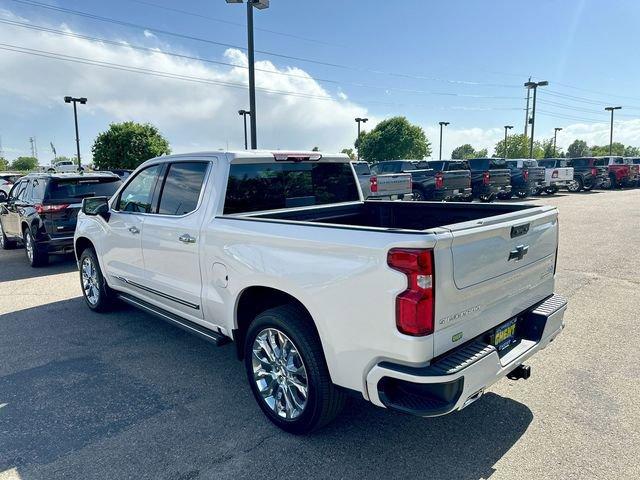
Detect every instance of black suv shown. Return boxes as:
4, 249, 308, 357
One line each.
0, 172, 122, 266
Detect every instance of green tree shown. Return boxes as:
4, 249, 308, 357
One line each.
566, 139, 590, 158
590, 142, 625, 156
92, 121, 171, 170
494, 134, 543, 159
541, 138, 564, 158
0, 157, 8, 171
11, 156, 38, 171
53, 155, 74, 164
340, 148, 355, 160
624, 145, 640, 157
451, 144, 488, 159
357, 116, 431, 163
311, 146, 319, 151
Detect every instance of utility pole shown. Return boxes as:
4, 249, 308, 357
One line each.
29, 136, 38, 159
438, 121, 450, 160
503, 125, 513, 158
524, 80, 548, 158
553, 127, 562, 157
605, 106, 622, 155
64, 96, 87, 169
524, 76, 531, 137
226, 0, 270, 150
238, 109, 251, 150
355, 117, 368, 160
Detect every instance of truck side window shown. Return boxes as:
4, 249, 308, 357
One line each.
157, 162, 209, 216
116, 164, 163, 213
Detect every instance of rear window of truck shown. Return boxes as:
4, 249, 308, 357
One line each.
46, 177, 122, 202
224, 162, 360, 214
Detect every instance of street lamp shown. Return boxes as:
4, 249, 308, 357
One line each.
604, 107, 622, 155
553, 127, 563, 157
524, 80, 548, 158
226, 0, 269, 150
238, 109, 251, 150
64, 96, 87, 169
438, 121, 450, 160
503, 125, 513, 158
355, 117, 368, 160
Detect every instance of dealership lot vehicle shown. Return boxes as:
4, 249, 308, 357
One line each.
351, 161, 412, 199
74, 150, 565, 434
505, 159, 546, 198
0, 172, 122, 266
373, 159, 472, 201
566, 157, 609, 191
425, 160, 477, 202
0, 172, 22, 202
603, 156, 637, 188
39, 159, 84, 173
466, 158, 512, 201
537, 159, 574, 194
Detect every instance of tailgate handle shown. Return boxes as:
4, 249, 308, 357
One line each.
511, 223, 530, 238
508, 245, 529, 262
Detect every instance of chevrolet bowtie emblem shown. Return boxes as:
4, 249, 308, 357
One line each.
508, 245, 529, 262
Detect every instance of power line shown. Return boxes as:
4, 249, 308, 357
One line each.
11, 0, 522, 89
0, 18, 525, 101
124, 0, 344, 47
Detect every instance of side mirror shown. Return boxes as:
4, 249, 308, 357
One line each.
82, 196, 110, 220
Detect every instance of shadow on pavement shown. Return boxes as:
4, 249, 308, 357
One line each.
0, 298, 533, 480
0, 249, 77, 283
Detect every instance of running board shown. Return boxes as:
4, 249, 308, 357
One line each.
118, 293, 231, 346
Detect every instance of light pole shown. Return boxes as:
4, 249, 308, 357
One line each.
553, 127, 562, 157
605, 107, 622, 155
238, 109, 251, 150
64, 96, 87, 169
226, 0, 269, 150
438, 121, 450, 160
503, 125, 513, 158
524, 80, 548, 158
355, 117, 368, 160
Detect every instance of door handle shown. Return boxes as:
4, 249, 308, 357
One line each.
178, 234, 196, 244
128, 226, 140, 234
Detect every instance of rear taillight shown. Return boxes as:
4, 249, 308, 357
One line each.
523, 170, 529, 181
552, 169, 558, 179
35, 204, 69, 214
591, 167, 598, 177
435, 172, 444, 189
482, 171, 490, 185
370, 176, 378, 193
387, 248, 435, 336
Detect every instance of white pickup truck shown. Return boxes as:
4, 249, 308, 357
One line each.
537, 159, 575, 194
74, 150, 567, 433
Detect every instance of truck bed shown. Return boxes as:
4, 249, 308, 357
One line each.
252, 200, 534, 231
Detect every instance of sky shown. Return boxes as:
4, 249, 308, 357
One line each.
2, 0, 640, 164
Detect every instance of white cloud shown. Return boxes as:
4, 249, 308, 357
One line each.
0, 11, 371, 157
424, 125, 504, 158
143, 29, 156, 39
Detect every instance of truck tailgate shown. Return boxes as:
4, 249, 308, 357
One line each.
448, 208, 557, 289
488, 169, 511, 187
374, 173, 412, 196
443, 170, 471, 190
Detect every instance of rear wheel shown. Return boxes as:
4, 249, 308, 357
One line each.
567, 177, 583, 192
23, 229, 48, 267
0, 191, 7, 202
412, 189, 425, 201
479, 193, 494, 202
79, 247, 116, 312
545, 186, 558, 195
244, 305, 346, 434
516, 189, 529, 199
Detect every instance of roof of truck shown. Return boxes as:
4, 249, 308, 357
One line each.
148, 150, 350, 165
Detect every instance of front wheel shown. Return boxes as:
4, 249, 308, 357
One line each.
79, 248, 116, 312
0, 191, 7, 202
412, 189, 425, 201
567, 177, 583, 192
0, 222, 16, 250
545, 186, 558, 195
244, 305, 346, 434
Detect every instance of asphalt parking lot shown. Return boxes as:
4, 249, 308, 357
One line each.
1, 189, 639, 480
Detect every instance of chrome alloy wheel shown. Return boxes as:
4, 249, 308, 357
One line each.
81, 256, 100, 306
25, 232, 34, 262
252, 328, 309, 419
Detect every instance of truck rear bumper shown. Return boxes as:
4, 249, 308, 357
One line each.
365, 294, 567, 417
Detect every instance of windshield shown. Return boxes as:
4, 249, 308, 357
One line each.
224, 162, 359, 214
45, 177, 122, 202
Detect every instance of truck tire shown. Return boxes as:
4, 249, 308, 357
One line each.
244, 304, 346, 434
412, 188, 425, 201
567, 178, 582, 192
0, 191, 7, 202
610, 174, 618, 189
23, 229, 48, 267
516, 189, 529, 199
79, 247, 116, 312
479, 193, 494, 202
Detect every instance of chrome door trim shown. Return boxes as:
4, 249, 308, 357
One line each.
114, 275, 200, 310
